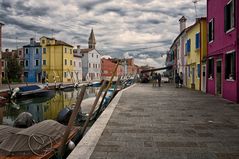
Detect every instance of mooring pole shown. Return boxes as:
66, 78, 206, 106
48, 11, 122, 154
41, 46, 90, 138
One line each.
79, 80, 107, 137
95, 61, 119, 117
59, 85, 87, 156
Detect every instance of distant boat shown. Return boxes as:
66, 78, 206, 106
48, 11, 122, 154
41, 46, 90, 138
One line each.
10, 85, 54, 99
57, 83, 78, 91
87, 81, 102, 87
0, 120, 79, 158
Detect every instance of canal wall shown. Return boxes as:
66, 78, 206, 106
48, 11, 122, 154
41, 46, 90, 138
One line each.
67, 84, 136, 159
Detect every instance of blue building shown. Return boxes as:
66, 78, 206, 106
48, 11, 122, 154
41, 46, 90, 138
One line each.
23, 38, 42, 82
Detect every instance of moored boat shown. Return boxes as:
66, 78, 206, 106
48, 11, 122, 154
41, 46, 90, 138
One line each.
10, 85, 53, 99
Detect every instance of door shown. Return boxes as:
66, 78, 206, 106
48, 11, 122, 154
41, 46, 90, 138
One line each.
185, 67, 187, 86
191, 67, 195, 89
216, 60, 222, 95
202, 65, 206, 92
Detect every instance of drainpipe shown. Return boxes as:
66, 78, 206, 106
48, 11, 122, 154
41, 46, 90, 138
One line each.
199, 19, 202, 91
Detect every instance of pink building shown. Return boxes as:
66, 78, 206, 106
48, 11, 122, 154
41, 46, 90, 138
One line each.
207, 0, 238, 102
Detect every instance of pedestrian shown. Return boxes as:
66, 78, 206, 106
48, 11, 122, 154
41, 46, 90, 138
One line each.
152, 73, 157, 87
179, 72, 183, 88
157, 73, 161, 87
175, 73, 180, 88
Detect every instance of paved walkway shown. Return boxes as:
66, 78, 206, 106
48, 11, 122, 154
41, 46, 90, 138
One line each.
73, 83, 239, 159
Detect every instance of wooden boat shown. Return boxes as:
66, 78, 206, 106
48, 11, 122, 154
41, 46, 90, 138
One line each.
0, 120, 79, 159
10, 85, 53, 99
57, 83, 76, 91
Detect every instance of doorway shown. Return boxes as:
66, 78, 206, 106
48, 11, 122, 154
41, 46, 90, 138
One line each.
216, 60, 222, 95
191, 67, 195, 89
202, 65, 206, 92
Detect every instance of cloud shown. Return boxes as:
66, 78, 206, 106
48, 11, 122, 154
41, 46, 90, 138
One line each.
0, 0, 206, 68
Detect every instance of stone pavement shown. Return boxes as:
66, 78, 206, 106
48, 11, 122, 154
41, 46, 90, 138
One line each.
75, 83, 239, 159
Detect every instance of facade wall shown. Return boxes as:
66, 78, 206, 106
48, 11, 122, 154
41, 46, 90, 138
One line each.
186, 23, 200, 90
207, 0, 238, 102
88, 50, 101, 80
24, 46, 42, 82
73, 56, 83, 82
40, 37, 74, 83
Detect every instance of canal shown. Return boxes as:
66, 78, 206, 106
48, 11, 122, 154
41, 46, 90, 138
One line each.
0, 87, 99, 125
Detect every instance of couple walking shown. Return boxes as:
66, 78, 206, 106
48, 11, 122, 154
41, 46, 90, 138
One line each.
152, 73, 161, 87
175, 72, 183, 88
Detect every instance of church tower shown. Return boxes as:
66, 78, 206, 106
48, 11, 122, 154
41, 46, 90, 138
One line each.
88, 29, 96, 49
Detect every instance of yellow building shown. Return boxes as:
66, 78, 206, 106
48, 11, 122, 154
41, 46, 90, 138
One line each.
40, 36, 74, 83
185, 18, 207, 91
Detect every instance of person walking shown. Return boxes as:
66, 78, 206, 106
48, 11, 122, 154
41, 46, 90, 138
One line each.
152, 73, 157, 87
175, 73, 180, 88
179, 72, 183, 88
157, 73, 161, 87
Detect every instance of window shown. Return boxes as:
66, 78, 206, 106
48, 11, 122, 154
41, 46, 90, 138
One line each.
42, 40, 45, 44
1, 61, 4, 67
197, 64, 200, 78
92, 54, 93, 58
70, 60, 72, 65
65, 48, 67, 53
89, 63, 91, 68
25, 48, 29, 55
35, 60, 39, 66
25, 60, 29, 67
208, 19, 214, 42
70, 49, 72, 54
43, 48, 46, 54
208, 58, 214, 79
36, 48, 39, 54
74, 61, 76, 66
225, 51, 235, 80
43, 60, 46, 65
20, 61, 24, 66
224, 0, 235, 32
19, 51, 22, 56
65, 59, 67, 65
188, 66, 190, 78
97, 55, 98, 58
195, 33, 200, 49
186, 39, 191, 54
64, 72, 67, 78
71, 72, 73, 77
79, 62, 81, 67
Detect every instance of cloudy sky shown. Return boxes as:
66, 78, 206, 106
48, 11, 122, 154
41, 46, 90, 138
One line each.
0, 0, 206, 68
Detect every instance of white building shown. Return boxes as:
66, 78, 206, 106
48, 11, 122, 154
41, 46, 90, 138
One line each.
81, 29, 101, 81
73, 45, 83, 82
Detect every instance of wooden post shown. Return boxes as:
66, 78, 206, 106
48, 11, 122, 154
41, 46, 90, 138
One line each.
59, 85, 87, 156
79, 80, 107, 137
95, 61, 119, 117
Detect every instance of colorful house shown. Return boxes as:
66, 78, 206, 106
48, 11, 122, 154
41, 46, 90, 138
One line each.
185, 17, 207, 91
40, 36, 74, 83
81, 29, 101, 81
73, 45, 83, 82
207, 0, 238, 102
23, 38, 42, 82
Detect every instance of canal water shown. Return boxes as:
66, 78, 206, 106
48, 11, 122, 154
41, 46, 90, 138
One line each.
0, 87, 99, 125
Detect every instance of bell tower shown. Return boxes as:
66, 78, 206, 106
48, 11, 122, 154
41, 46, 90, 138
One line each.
88, 29, 96, 49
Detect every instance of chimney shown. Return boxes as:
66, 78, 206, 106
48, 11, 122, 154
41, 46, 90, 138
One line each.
5, 49, 9, 52
77, 45, 81, 53
30, 38, 35, 45
179, 16, 187, 33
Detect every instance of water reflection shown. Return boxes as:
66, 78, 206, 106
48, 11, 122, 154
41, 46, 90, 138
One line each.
0, 87, 99, 125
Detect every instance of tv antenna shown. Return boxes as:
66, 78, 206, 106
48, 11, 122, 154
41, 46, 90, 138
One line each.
192, 0, 200, 18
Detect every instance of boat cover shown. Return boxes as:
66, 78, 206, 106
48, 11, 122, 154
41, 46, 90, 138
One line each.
0, 120, 67, 156
0, 125, 22, 144
19, 85, 41, 92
